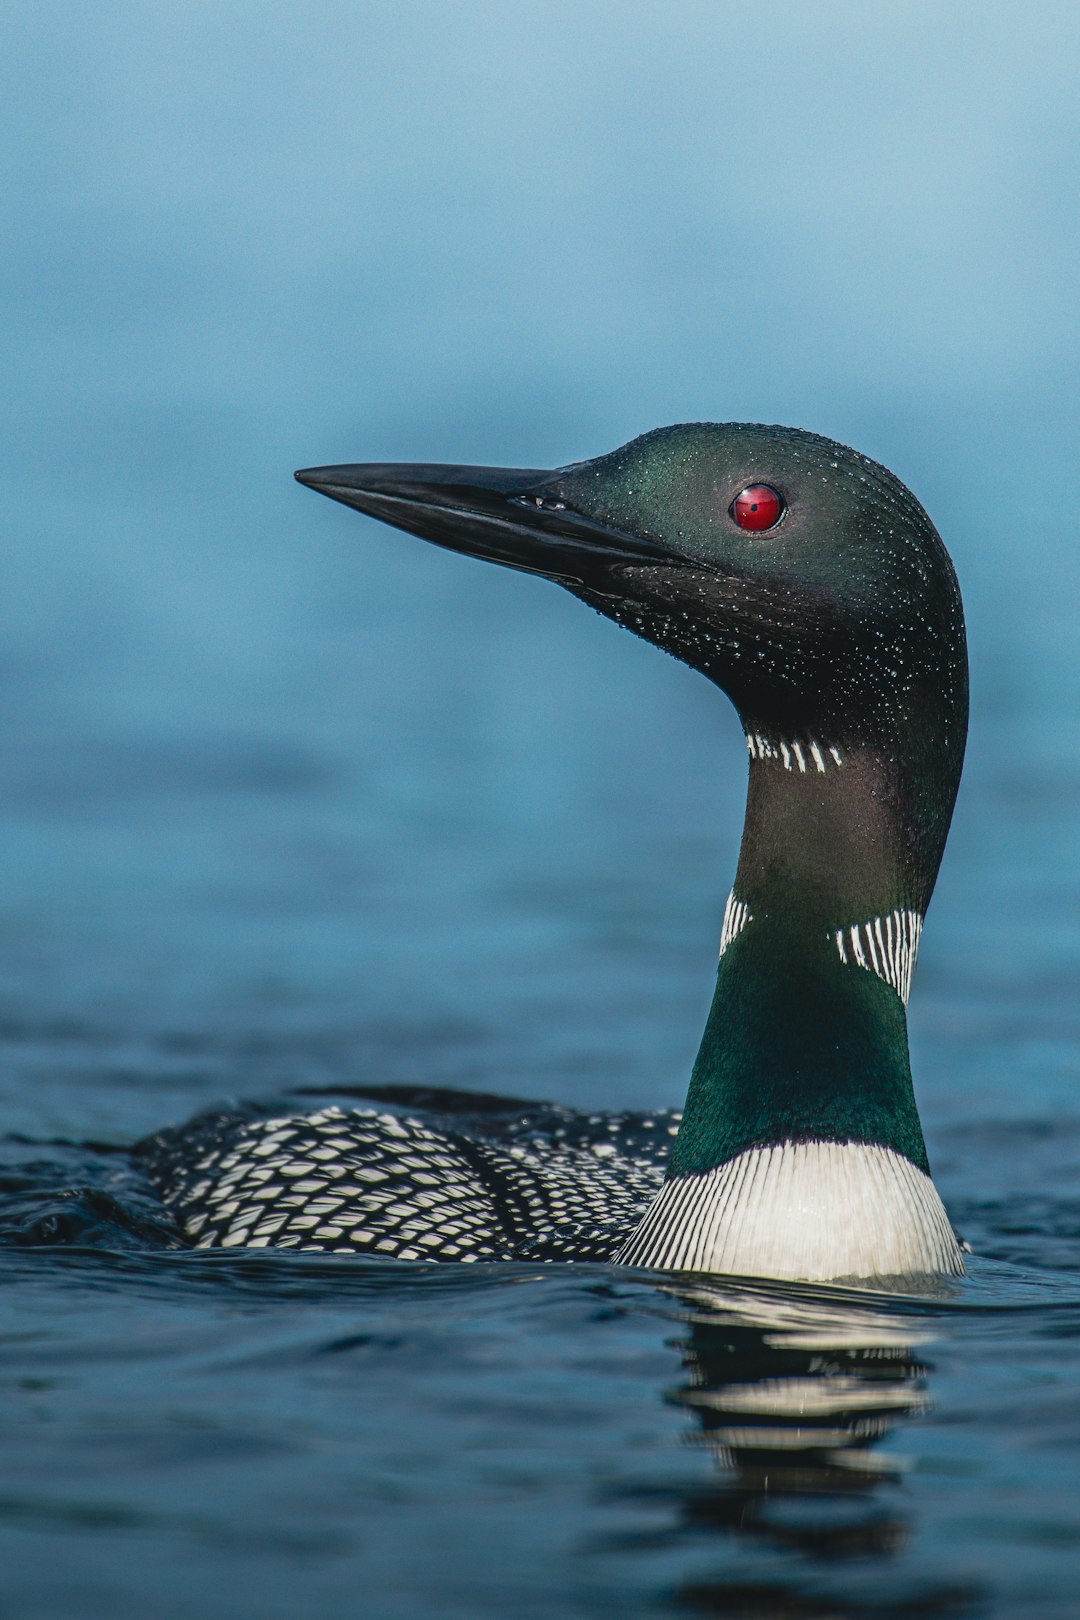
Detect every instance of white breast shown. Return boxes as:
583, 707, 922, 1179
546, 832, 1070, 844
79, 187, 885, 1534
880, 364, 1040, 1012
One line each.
615, 1140, 963, 1282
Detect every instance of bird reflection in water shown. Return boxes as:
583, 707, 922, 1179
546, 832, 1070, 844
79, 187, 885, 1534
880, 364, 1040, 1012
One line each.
613, 1277, 981, 1618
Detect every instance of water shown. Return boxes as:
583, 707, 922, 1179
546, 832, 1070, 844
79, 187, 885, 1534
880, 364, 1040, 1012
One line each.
3, 2, 1080, 1614
3, 1253, 1080, 1618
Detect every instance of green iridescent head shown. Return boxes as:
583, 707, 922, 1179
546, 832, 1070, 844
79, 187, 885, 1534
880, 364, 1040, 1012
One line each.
545, 423, 966, 757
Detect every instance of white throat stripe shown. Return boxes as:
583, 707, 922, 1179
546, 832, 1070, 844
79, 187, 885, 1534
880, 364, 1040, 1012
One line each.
836, 909, 923, 1004
746, 734, 843, 772
719, 890, 752, 957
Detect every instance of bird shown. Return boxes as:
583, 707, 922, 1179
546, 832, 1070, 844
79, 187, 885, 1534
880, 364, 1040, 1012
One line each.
141, 422, 968, 1282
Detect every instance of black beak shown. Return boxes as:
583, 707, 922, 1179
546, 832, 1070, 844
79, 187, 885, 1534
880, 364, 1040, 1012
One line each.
294, 462, 676, 585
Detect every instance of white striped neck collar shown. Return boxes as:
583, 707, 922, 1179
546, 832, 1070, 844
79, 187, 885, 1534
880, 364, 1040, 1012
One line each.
719, 890, 925, 1007
745, 733, 844, 773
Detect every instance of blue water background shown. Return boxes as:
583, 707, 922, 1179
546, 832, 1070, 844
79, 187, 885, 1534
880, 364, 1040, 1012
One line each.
2, 3, 1079, 1614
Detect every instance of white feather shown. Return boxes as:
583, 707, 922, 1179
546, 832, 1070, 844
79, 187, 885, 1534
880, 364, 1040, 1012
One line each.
616, 1141, 963, 1281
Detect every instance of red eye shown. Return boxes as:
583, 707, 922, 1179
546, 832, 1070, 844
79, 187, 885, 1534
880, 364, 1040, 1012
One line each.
731, 484, 783, 531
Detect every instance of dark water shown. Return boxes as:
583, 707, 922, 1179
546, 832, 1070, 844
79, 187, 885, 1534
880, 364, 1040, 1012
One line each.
3, 1225, 1080, 1618
4, 3, 1080, 1615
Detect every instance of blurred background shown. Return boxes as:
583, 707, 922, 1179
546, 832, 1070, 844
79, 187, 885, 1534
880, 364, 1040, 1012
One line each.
1, 1, 1077, 1187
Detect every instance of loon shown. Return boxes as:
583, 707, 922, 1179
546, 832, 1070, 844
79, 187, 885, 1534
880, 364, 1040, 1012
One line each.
142, 422, 967, 1281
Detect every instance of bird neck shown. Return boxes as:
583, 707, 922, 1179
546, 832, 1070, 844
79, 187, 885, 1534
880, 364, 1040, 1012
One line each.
670, 728, 959, 1179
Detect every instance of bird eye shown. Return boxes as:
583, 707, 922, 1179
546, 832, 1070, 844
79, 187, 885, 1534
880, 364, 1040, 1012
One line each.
731, 484, 783, 532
